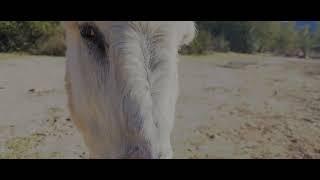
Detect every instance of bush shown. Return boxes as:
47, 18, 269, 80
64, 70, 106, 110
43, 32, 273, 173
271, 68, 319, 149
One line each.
0, 21, 22, 52
31, 33, 65, 56
0, 21, 318, 57
0, 21, 65, 56
179, 29, 213, 55
31, 24, 65, 56
212, 35, 230, 52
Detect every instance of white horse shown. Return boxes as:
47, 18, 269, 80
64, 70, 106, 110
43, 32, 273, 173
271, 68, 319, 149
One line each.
62, 21, 196, 159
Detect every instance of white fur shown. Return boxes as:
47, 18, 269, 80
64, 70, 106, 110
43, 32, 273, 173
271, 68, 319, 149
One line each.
63, 21, 196, 159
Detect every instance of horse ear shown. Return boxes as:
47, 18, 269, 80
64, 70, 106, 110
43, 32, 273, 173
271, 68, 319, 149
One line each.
179, 21, 197, 46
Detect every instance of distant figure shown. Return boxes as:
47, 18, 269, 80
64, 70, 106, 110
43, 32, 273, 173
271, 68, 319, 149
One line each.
62, 21, 196, 159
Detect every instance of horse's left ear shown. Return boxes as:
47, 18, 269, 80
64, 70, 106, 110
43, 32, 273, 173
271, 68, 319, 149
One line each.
178, 21, 197, 47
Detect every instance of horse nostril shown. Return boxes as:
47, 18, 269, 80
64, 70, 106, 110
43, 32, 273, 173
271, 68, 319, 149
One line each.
134, 146, 139, 151
154, 121, 159, 128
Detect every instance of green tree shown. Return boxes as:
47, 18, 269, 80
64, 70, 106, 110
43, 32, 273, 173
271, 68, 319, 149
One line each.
0, 21, 65, 55
273, 21, 298, 55
197, 21, 256, 53
250, 21, 281, 53
313, 21, 320, 47
297, 27, 313, 58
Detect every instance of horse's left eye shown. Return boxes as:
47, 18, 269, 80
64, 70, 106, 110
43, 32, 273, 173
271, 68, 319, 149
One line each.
79, 23, 107, 54
79, 24, 97, 41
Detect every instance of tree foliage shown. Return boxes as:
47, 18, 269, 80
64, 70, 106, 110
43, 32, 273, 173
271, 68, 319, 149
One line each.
0, 21, 65, 56
0, 21, 319, 58
183, 21, 319, 58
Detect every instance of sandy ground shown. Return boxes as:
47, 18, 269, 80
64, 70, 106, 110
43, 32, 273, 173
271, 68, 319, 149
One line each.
0, 53, 320, 159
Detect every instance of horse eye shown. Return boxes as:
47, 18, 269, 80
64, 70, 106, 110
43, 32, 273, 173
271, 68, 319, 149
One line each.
79, 23, 108, 59
79, 24, 97, 41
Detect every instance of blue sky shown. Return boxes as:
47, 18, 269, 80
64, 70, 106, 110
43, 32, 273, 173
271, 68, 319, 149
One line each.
296, 21, 317, 32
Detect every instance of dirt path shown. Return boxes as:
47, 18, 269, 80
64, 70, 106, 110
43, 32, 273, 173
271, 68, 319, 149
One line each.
1, 53, 320, 159
0, 56, 87, 159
